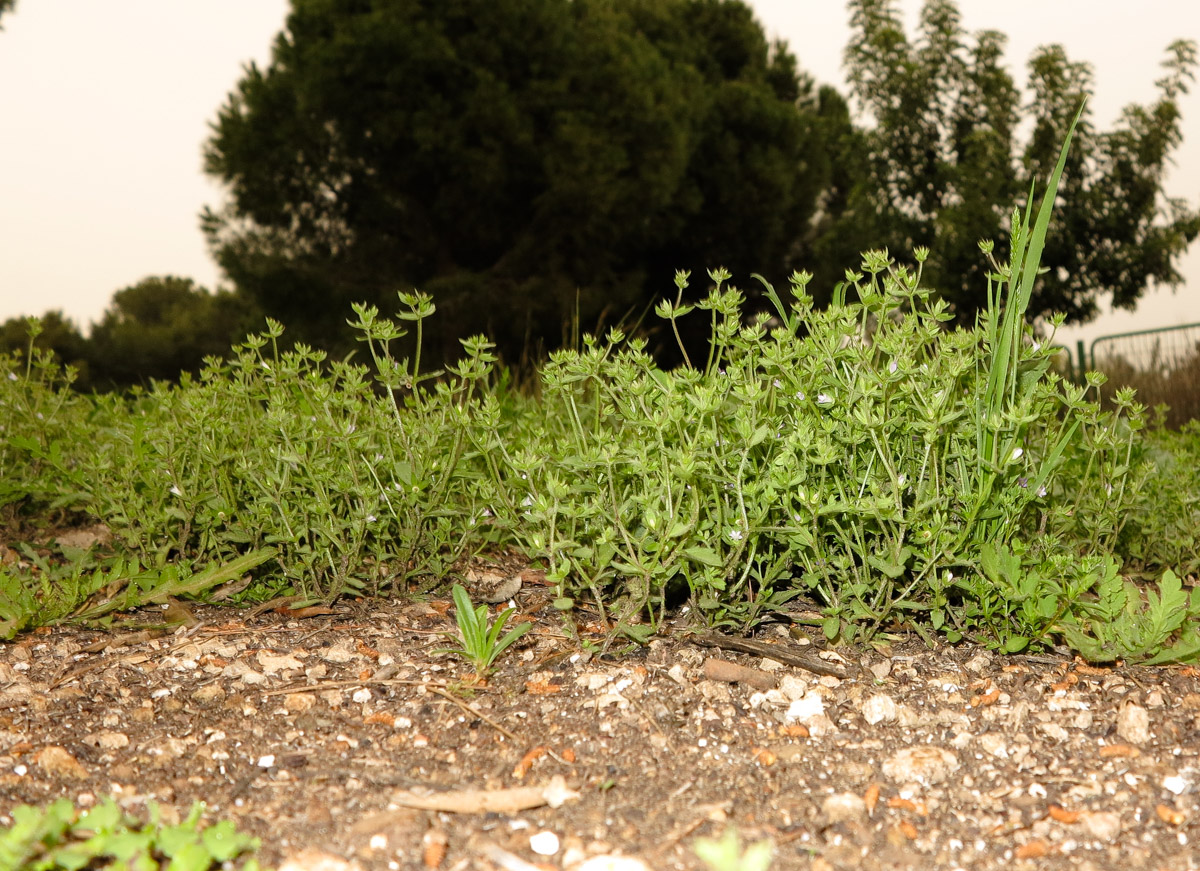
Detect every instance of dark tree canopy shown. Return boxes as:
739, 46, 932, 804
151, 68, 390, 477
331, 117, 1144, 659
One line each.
84, 276, 261, 389
0, 310, 89, 376
202, 0, 838, 362
840, 0, 1200, 327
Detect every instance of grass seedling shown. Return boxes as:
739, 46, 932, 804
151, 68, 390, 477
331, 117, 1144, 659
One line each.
437, 583, 532, 679
693, 826, 774, 871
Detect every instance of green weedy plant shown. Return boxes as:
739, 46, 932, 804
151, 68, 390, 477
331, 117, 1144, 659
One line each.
0, 321, 95, 512
469, 102, 1199, 659
436, 583, 532, 679
62, 293, 496, 602
692, 826, 773, 871
0, 798, 261, 871
1055, 563, 1200, 664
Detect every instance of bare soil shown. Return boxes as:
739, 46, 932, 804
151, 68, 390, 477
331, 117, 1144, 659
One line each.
3, 572, 1200, 871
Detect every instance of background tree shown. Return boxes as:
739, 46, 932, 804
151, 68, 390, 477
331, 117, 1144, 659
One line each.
84, 276, 261, 389
202, 0, 839, 363
0, 310, 90, 381
838, 0, 1200, 327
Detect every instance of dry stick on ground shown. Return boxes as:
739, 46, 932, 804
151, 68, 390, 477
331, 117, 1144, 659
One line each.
690, 632, 854, 679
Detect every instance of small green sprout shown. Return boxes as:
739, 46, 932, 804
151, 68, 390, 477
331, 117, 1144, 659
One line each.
693, 826, 774, 871
436, 583, 532, 679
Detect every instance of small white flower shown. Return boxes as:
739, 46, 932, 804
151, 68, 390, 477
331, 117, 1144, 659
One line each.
795, 391, 806, 401
169, 485, 182, 497
1037, 486, 1047, 498
816, 393, 833, 406
521, 495, 534, 507
793, 513, 803, 522
6, 372, 16, 381
366, 514, 377, 523
888, 360, 898, 374
728, 528, 744, 541
1009, 447, 1024, 462
897, 474, 906, 487
1105, 483, 1113, 496
481, 507, 493, 517
774, 379, 783, 389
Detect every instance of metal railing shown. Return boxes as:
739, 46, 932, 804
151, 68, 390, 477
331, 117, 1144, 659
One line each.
1058, 322, 1200, 427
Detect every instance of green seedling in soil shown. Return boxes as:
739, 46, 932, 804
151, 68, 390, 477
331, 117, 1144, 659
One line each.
436, 583, 532, 679
0, 797, 262, 871
693, 826, 774, 871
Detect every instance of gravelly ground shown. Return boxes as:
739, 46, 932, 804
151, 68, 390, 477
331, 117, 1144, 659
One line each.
2, 586, 1199, 871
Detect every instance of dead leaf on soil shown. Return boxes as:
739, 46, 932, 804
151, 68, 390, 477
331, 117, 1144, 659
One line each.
512, 745, 547, 779
390, 775, 580, 813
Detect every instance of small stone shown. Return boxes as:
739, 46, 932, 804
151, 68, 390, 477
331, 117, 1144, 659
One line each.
192, 684, 226, 707
1038, 723, 1069, 742
977, 734, 1008, 759
869, 660, 892, 681
258, 651, 304, 673
822, 792, 867, 824
35, 745, 89, 780
577, 857, 652, 871
1163, 774, 1189, 795
529, 831, 560, 856
285, 693, 316, 713
84, 731, 129, 750
778, 675, 808, 701
964, 652, 991, 673
881, 745, 959, 785
862, 694, 898, 725
805, 714, 836, 738
1079, 810, 1122, 842
784, 691, 824, 723
1116, 702, 1151, 745
278, 848, 362, 871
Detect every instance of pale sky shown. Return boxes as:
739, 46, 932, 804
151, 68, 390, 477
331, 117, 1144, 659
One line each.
1, 1, 1197, 354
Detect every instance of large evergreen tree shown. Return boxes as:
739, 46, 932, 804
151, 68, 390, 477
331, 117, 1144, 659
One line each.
836, 0, 1200, 326
201, 0, 838, 362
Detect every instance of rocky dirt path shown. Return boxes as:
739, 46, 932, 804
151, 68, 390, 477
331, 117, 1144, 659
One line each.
2, 593, 1199, 870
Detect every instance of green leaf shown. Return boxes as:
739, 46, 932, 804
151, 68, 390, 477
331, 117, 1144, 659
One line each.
684, 546, 724, 568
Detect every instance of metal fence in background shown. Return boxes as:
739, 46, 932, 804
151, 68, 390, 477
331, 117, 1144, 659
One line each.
1058, 322, 1200, 428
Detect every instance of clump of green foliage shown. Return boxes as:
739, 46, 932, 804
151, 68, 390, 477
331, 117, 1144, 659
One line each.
0, 798, 262, 871
1, 108, 1198, 663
